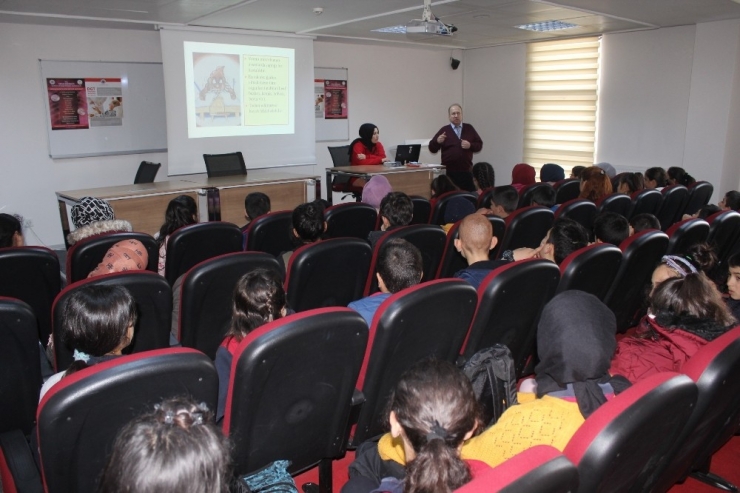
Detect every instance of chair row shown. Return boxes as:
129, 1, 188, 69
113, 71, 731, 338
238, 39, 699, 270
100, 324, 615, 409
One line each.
3, 300, 739, 493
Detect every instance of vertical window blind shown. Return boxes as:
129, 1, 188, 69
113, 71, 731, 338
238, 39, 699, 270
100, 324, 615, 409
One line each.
523, 37, 601, 177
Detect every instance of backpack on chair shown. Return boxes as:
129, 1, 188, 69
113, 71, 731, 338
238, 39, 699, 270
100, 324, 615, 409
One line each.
462, 344, 518, 428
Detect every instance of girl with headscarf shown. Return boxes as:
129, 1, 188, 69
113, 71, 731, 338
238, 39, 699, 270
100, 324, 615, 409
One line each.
348, 123, 389, 187
510, 163, 536, 192
376, 290, 630, 469
87, 239, 149, 278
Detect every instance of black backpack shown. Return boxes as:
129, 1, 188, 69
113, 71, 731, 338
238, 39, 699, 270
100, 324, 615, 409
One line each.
462, 344, 518, 428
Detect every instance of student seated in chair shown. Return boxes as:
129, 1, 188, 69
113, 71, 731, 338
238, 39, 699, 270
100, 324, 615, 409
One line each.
530, 185, 557, 210
0, 213, 24, 247
368, 192, 414, 249
348, 239, 422, 327
629, 213, 661, 235
278, 200, 326, 272
478, 185, 517, 219
454, 214, 509, 289
593, 212, 629, 246
516, 218, 589, 265
242, 192, 271, 250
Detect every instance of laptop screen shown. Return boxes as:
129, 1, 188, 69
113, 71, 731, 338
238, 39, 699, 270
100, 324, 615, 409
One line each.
394, 144, 421, 163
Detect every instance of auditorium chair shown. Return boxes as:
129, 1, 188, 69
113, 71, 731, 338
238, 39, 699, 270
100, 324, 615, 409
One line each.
518, 182, 555, 209
429, 191, 478, 225
553, 178, 581, 205
350, 279, 477, 447
496, 206, 554, 259
285, 238, 371, 312
461, 259, 561, 376
665, 218, 710, 256
164, 221, 243, 285
629, 188, 663, 218
556, 243, 622, 301
554, 199, 597, 231
454, 446, 579, 493
0, 298, 41, 436
604, 230, 669, 332
683, 181, 714, 217
435, 215, 506, 279
649, 327, 740, 492
363, 224, 446, 295
324, 202, 377, 240
656, 184, 690, 231
0, 246, 61, 344
706, 210, 740, 266
0, 348, 218, 493
222, 308, 367, 490
244, 210, 294, 257
563, 373, 697, 493
51, 272, 171, 371
328, 145, 362, 201
178, 252, 282, 359
410, 196, 432, 224
478, 187, 496, 209
595, 193, 632, 218
66, 231, 158, 283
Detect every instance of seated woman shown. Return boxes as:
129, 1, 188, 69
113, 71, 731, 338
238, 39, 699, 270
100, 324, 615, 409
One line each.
377, 291, 630, 469
579, 166, 613, 203
616, 172, 644, 195
156, 195, 198, 276
472, 162, 495, 195
67, 196, 133, 246
40, 284, 137, 400
215, 269, 287, 421
667, 167, 696, 187
98, 397, 231, 493
87, 239, 148, 278
349, 123, 390, 187
610, 271, 736, 383
510, 163, 535, 192
361, 175, 392, 211
343, 359, 487, 493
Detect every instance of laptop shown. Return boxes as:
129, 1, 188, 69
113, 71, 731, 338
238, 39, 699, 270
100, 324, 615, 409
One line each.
394, 144, 421, 164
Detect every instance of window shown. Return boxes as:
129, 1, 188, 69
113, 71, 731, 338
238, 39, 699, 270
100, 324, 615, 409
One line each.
523, 37, 600, 177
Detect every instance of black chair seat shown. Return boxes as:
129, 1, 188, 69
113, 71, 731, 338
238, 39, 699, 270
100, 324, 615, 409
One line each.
165, 222, 244, 285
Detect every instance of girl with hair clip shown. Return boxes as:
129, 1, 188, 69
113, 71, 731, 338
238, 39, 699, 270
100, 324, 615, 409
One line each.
156, 195, 198, 276
649, 244, 716, 295
343, 359, 487, 493
98, 397, 232, 493
611, 270, 736, 383
39, 284, 137, 400
215, 268, 288, 421
471, 162, 495, 196
578, 166, 613, 202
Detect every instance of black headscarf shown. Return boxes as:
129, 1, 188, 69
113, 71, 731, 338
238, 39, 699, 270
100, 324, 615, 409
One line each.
348, 123, 377, 157
535, 290, 631, 419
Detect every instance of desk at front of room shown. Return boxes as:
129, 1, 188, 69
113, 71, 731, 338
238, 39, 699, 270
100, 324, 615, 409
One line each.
325, 165, 444, 204
56, 170, 321, 242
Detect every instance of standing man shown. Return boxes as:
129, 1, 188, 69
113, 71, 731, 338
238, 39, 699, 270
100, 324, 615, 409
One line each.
429, 104, 483, 191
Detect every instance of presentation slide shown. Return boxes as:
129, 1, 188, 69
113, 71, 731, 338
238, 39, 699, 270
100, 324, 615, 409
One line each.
184, 42, 295, 138
160, 28, 315, 176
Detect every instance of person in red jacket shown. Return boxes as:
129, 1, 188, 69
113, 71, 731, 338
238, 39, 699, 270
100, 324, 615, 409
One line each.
610, 271, 736, 383
429, 104, 483, 192
349, 123, 389, 187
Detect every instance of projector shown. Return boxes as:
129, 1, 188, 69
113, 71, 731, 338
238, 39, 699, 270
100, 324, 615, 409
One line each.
406, 19, 457, 36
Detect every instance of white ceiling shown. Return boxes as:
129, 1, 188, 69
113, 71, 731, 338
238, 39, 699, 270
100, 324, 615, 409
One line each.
2, 0, 740, 49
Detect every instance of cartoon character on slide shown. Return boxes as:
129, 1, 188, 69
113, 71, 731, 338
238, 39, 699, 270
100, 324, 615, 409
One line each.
198, 66, 237, 101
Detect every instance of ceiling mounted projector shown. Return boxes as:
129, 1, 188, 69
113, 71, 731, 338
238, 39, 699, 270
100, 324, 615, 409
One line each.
406, 0, 457, 37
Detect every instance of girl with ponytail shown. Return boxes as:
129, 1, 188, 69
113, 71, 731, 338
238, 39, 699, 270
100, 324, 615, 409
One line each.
343, 359, 486, 493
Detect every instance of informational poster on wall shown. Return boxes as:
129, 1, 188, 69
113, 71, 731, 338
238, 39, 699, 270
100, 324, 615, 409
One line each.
314, 67, 349, 142
323, 79, 348, 119
86, 78, 123, 127
47, 78, 88, 130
